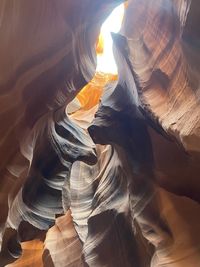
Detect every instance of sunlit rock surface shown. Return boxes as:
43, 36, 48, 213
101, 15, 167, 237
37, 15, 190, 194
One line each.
120, 0, 200, 156
0, 0, 200, 266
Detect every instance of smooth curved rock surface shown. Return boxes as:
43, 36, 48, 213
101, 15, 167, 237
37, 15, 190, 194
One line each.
120, 0, 200, 156
0, 0, 200, 266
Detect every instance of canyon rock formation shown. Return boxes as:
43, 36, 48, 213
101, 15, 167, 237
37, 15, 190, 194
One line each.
0, 0, 200, 266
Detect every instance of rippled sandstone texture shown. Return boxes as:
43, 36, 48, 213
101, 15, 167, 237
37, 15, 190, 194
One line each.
0, 0, 200, 267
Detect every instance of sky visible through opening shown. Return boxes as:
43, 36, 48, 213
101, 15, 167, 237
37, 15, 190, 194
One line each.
67, 4, 125, 114
96, 4, 125, 75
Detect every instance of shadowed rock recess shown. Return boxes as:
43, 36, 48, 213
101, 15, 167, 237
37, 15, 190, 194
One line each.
0, 0, 200, 266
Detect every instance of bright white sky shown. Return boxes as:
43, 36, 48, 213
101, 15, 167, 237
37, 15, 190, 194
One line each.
96, 4, 125, 74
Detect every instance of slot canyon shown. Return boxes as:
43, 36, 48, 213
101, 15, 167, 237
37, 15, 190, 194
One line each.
0, 0, 200, 266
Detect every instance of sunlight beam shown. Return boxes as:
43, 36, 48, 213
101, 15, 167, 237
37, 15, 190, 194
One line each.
96, 4, 125, 74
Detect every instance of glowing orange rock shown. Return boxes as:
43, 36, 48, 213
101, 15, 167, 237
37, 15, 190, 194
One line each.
76, 73, 118, 111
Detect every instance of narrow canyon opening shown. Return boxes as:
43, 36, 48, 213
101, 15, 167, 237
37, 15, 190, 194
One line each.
67, 3, 125, 114
96, 3, 125, 75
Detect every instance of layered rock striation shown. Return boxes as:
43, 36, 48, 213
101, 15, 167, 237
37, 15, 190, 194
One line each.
0, 0, 200, 267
